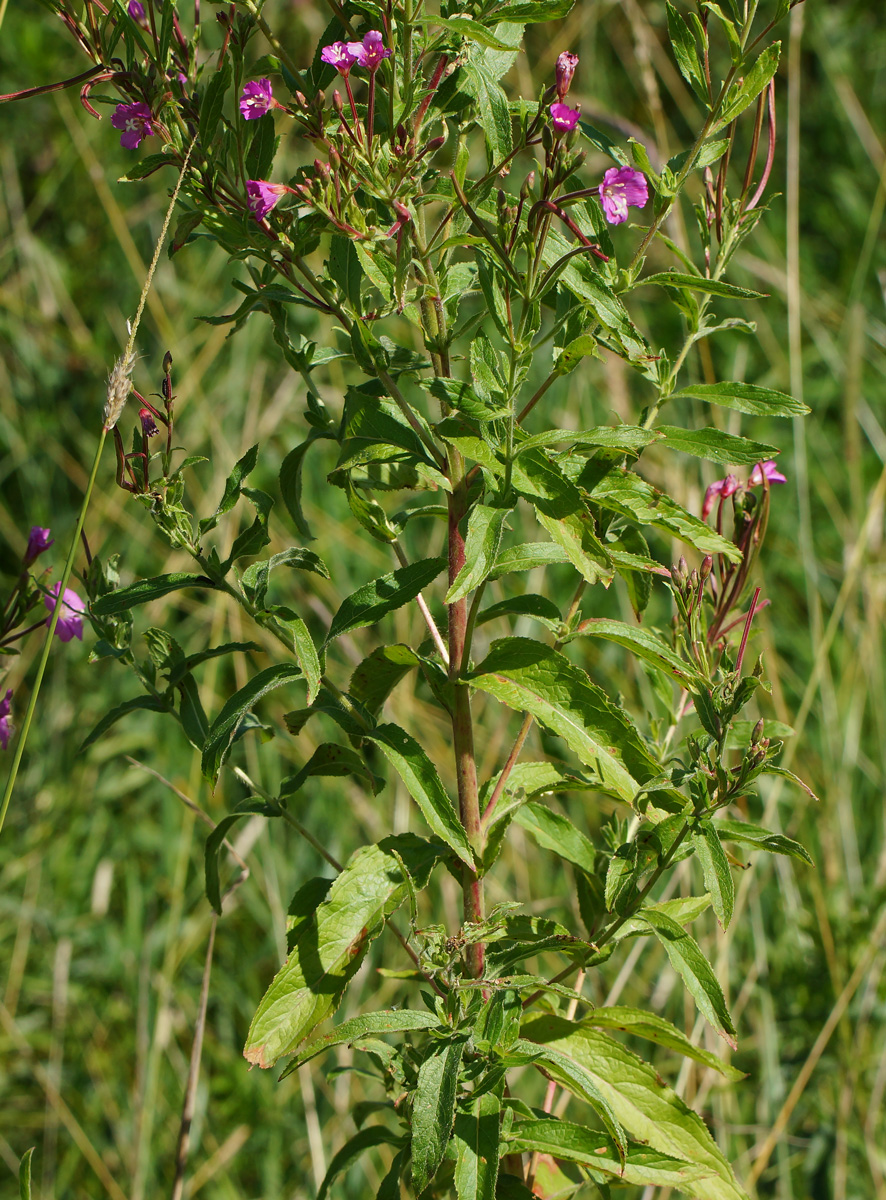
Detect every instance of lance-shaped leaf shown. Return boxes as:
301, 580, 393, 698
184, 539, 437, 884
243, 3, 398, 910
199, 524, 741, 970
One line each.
469, 638, 658, 802
657, 426, 781, 466
507, 1120, 712, 1189
279, 1009, 441, 1076
349, 644, 422, 715
279, 742, 381, 799
454, 1092, 501, 1200
446, 504, 512, 602
691, 821, 735, 928
711, 42, 781, 132
256, 606, 321, 703
199, 443, 258, 535
422, 377, 511, 422
637, 272, 765, 299
244, 835, 442, 1068
204, 812, 249, 915
79, 694, 170, 753
520, 1016, 748, 1200
512, 1040, 626, 1156
670, 381, 809, 418
638, 908, 737, 1047
241, 547, 330, 608
364, 724, 476, 867
326, 557, 446, 643
565, 618, 703, 688
588, 1006, 745, 1081
412, 1038, 467, 1193
488, 541, 569, 579
714, 819, 813, 864
462, 59, 512, 162
202, 664, 303, 783
510, 450, 613, 585
91, 573, 217, 616
279, 431, 335, 541
513, 802, 597, 875
317, 1127, 406, 1200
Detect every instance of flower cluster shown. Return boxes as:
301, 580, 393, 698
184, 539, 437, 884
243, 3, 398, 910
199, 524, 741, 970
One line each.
321, 30, 392, 75
703, 460, 786, 520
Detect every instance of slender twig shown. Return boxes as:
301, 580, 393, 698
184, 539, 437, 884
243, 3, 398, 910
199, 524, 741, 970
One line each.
393, 542, 449, 665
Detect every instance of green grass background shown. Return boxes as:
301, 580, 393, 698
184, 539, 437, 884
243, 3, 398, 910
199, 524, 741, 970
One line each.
1, 1, 885, 1197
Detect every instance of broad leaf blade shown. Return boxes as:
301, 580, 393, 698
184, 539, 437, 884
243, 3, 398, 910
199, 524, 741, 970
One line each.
454, 1092, 501, 1200
589, 1006, 745, 1081
513, 801, 597, 875
567, 618, 702, 687
691, 821, 735, 928
657, 426, 781, 466
446, 504, 512, 602
281, 1009, 440, 1075
412, 1039, 467, 1194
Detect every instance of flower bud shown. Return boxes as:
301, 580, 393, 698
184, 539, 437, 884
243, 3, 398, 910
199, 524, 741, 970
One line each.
555, 51, 579, 100
332, 90, 344, 115
520, 171, 535, 200
688, 568, 699, 591
751, 718, 765, 745
700, 555, 713, 581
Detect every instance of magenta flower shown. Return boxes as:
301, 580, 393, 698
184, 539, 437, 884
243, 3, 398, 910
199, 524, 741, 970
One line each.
749, 460, 786, 487
598, 165, 648, 225
0, 690, 12, 751
598, 166, 648, 225
127, 0, 148, 26
550, 102, 580, 133
702, 473, 739, 521
358, 30, 392, 71
320, 40, 364, 75
139, 408, 159, 437
555, 51, 579, 100
247, 180, 289, 221
24, 526, 54, 565
239, 78, 275, 120
110, 101, 156, 150
44, 583, 87, 643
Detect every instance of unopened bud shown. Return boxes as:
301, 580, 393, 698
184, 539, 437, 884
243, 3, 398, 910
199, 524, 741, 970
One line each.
396, 122, 407, 145
162, 350, 173, 373
329, 147, 340, 170
700, 555, 713, 581
520, 171, 535, 200
689, 569, 699, 591
422, 135, 446, 156
555, 51, 579, 100
751, 718, 765, 745
332, 90, 344, 115
541, 124, 553, 152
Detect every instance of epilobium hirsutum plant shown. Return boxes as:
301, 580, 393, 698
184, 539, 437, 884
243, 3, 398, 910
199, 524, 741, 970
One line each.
5, 0, 814, 1193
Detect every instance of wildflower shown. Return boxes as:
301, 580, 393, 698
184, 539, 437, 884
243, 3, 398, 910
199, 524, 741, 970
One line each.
702, 473, 739, 520
139, 408, 159, 437
598, 165, 648, 225
239, 78, 275, 120
127, 0, 149, 27
110, 101, 156, 150
0, 690, 12, 750
320, 40, 364, 76
246, 179, 289, 221
549, 102, 580, 133
555, 52, 579, 100
749, 460, 786, 487
24, 526, 54, 566
358, 30, 392, 72
44, 583, 87, 643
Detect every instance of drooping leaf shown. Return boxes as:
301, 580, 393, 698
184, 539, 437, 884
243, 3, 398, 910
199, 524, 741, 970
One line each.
589, 1006, 745, 1081
205, 813, 249, 915
165, 641, 261, 686
317, 1127, 406, 1200
715, 819, 813, 864
691, 821, 735, 927
670, 381, 809, 418
348, 644, 421, 716
279, 432, 335, 541
453, 1092, 501, 1200
256, 606, 322, 703
202, 664, 303, 783
446, 504, 512, 602
199, 443, 258, 535
241, 548, 330, 608
326, 558, 446, 643
279, 742, 381, 799
412, 1038, 467, 1193
79, 694, 170, 752
364, 724, 476, 867
91, 573, 218, 616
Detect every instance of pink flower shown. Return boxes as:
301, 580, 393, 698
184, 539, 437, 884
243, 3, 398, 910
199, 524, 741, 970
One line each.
320, 40, 364, 75
0, 690, 12, 751
749, 460, 786, 487
555, 52, 579, 100
550, 102, 580, 133
24, 526, 53, 565
246, 179, 289, 220
358, 30, 392, 71
599, 166, 648, 225
702, 473, 739, 520
110, 101, 156, 150
239, 78, 274, 120
44, 583, 87, 643
127, 0, 148, 27
139, 408, 159, 437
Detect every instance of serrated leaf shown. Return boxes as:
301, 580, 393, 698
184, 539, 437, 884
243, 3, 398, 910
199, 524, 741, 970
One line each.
520, 1017, 748, 1200
412, 1038, 467, 1193
638, 271, 765, 299
202, 664, 303, 783
245, 836, 441, 1068
589, 1006, 745, 1081
715, 818, 813, 864
669, 381, 809, 418
280, 1009, 440, 1076
470, 638, 658, 802
349, 644, 421, 716
488, 541, 569, 579
446, 504, 512, 602
462, 60, 512, 162
454, 1092, 501, 1200
712, 43, 781, 132
199, 58, 231, 145
257, 607, 321, 704
657, 426, 781, 466
91, 573, 217, 616
691, 822, 735, 928
364, 724, 476, 867
513, 801, 597, 875
566, 618, 703, 687
666, 1, 706, 97
326, 557, 446, 643
476, 593, 561, 631
422, 377, 511, 421
638, 909, 737, 1046
492, 0, 574, 20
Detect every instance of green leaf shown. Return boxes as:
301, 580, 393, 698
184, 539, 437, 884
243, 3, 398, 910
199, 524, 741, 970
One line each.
205, 813, 248, 915
715, 819, 813, 864
638, 271, 765, 299
256, 606, 322, 704
520, 1016, 748, 1200
566, 618, 702, 688
227, 486, 273, 564
91, 573, 217, 616
326, 557, 446, 644
244, 836, 441, 1067
349, 644, 421, 716
446, 504, 512, 602
202, 664, 303, 783
279, 432, 334, 541
666, 1, 706, 97
317, 1127, 405, 1200
279, 742, 381, 800
712, 43, 781, 132
199, 443, 258, 535
477, 593, 561, 631
199, 57, 231, 145
79, 694, 169, 752
589, 1007, 745, 1081
245, 112, 278, 180
510, 450, 613, 585
364, 724, 476, 867
337, 384, 437, 471
492, 0, 575, 20
241, 548, 329, 608
470, 639, 658, 802
280, 1009, 440, 1075
638, 909, 737, 1047
657, 426, 781, 466
691, 821, 735, 928
507, 1120, 711, 1188
421, 13, 513, 49
515, 426, 660, 456
412, 1038, 467, 1193
454, 1092, 501, 1200
488, 541, 569, 579
512, 1041, 627, 1156
422, 377, 510, 421
18, 1148, 34, 1200
513, 802, 597, 875
762, 764, 820, 803
165, 641, 260, 686
462, 59, 512, 162
669, 381, 809, 418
